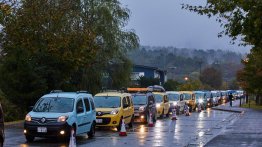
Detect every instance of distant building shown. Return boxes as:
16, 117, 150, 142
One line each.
131, 64, 167, 85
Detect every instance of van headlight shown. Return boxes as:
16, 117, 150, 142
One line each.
57, 116, 68, 122
199, 99, 204, 104
25, 114, 31, 122
110, 109, 119, 115
173, 102, 178, 106
139, 106, 145, 111
156, 103, 160, 108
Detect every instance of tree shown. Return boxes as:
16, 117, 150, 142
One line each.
200, 67, 222, 89
237, 51, 262, 105
137, 77, 160, 88
183, 1, 262, 104
178, 79, 203, 91
163, 79, 180, 91
0, 0, 138, 110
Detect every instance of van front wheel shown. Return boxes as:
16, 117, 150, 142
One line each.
88, 123, 95, 138
25, 135, 35, 142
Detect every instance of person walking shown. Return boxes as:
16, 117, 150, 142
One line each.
228, 93, 233, 107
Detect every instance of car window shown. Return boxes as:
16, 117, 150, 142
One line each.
122, 97, 128, 108
76, 99, 84, 114
192, 94, 195, 100
148, 95, 155, 104
90, 98, 95, 110
126, 96, 131, 106
180, 95, 183, 101
84, 98, 90, 112
164, 95, 168, 103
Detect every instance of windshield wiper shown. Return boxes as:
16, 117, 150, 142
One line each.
110, 106, 118, 108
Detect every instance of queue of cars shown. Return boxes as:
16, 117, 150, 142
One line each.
21, 88, 244, 143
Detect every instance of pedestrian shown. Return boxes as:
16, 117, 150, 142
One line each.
229, 93, 233, 107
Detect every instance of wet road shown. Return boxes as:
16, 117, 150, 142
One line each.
4, 109, 240, 147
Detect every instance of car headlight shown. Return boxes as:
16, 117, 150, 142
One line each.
25, 114, 31, 122
57, 116, 68, 122
110, 109, 119, 115
156, 103, 160, 108
139, 106, 145, 111
173, 102, 178, 105
199, 99, 204, 104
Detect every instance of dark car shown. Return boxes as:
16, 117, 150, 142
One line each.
128, 88, 157, 124
0, 103, 4, 147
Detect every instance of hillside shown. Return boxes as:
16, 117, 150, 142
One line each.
127, 46, 243, 82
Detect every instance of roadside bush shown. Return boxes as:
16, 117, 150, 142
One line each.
0, 90, 24, 122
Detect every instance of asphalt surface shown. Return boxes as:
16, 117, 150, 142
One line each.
205, 100, 262, 147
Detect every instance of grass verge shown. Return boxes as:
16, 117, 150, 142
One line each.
241, 100, 262, 110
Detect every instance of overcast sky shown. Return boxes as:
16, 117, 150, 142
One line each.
120, 0, 250, 53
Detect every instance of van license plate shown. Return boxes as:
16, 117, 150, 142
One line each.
96, 119, 102, 123
37, 127, 47, 133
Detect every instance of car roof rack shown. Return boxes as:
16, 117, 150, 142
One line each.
50, 90, 63, 93
127, 88, 152, 93
76, 90, 89, 94
147, 85, 165, 92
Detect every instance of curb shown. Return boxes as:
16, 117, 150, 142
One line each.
212, 107, 244, 113
4, 120, 24, 128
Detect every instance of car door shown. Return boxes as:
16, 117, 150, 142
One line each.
83, 98, 92, 132
76, 98, 87, 134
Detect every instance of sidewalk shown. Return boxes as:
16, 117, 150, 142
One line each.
205, 100, 262, 147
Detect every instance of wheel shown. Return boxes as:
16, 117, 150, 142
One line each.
176, 106, 180, 115
145, 113, 150, 124
153, 112, 157, 122
0, 140, 3, 147
160, 109, 164, 118
25, 135, 35, 142
117, 118, 122, 131
166, 109, 169, 117
128, 116, 134, 128
88, 123, 95, 138
189, 106, 192, 112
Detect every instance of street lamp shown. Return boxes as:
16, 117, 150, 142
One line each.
184, 76, 189, 81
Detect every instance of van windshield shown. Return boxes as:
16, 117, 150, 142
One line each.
195, 93, 204, 99
167, 94, 179, 101
183, 94, 191, 100
33, 97, 74, 113
154, 94, 163, 103
132, 95, 147, 105
94, 96, 121, 108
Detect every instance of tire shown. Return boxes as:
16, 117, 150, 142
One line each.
176, 107, 180, 115
88, 123, 95, 138
25, 135, 35, 142
189, 106, 192, 112
145, 113, 149, 124
153, 113, 157, 122
0, 141, 3, 147
166, 109, 169, 117
117, 118, 122, 131
128, 116, 134, 128
160, 109, 164, 118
